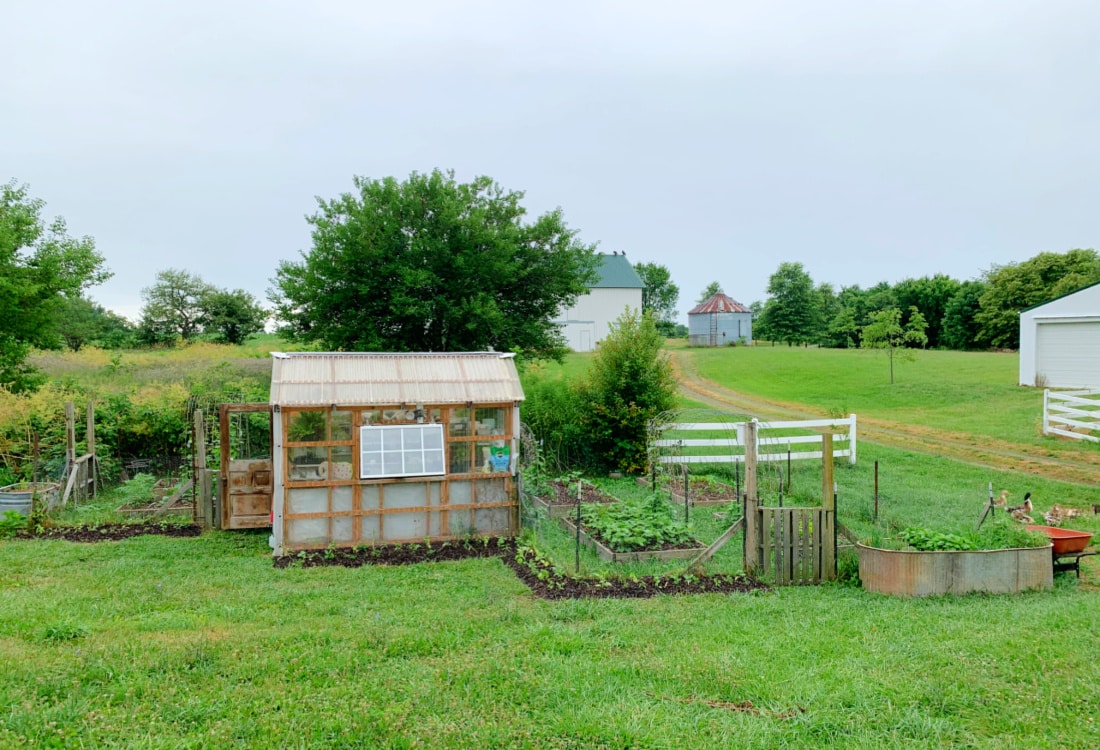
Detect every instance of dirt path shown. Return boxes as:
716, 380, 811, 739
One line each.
670, 351, 1100, 487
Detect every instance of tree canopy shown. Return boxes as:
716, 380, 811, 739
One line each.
975, 249, 1100, 349
0, 180, 110, 389
139, 269, 267, 345
758, 262, 818, 345
270, 170, 598, 359
697, 281, 722, 304
634, 262, 679, 323
861, 306, 928, 383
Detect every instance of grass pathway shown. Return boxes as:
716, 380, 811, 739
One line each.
670, 350, 1100, 487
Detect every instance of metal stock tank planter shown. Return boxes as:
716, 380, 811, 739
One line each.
0, 482, 60, 517
856, 543, 1053, 596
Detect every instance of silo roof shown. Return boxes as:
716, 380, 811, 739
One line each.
270, 352, 525, 407
687, 293, 752, 315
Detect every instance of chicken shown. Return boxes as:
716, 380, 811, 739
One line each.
1007, 492, 1033, 524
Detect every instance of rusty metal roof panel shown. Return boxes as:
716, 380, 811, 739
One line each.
687, 293, 752, 315
270, 352, 525, 406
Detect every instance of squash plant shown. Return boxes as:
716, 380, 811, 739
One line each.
580, 497, 694, 553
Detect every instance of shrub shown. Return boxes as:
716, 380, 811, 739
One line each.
574, 309, 677, 473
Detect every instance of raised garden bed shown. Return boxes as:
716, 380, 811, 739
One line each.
561, 517, 706, 563
531, 480, 618, 519
637, 475, 740, 506
856, 543, 1053, 596
16, 522, 202, 542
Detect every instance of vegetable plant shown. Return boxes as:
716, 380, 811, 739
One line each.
580, 498, 694, 552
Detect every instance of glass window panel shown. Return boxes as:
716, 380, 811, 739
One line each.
383, 430, 402, 450
288, 447, 328, 482
362, 485, 380, 510
331, 411, 353, 441
330, 446, 354, 481
361, 410, 380, 426
475, 407, 506, 436
361, 429, 382, 452
449, 408, 470, 437
332, 485, 353, 513
360, 425, 445, 479
449, 443, 471, 474
286, 410, 327, 443
425, 452, 444, 474
288, 487, 328, 514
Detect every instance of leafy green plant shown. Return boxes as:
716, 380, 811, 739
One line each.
0, 510, 27, 538
580, 499, 694, 553
898, 526, 978, 551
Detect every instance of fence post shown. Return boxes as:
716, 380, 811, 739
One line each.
822, 433, 834, 510
86, 402, 97, 498
743, 420, 759, 576
65, 401, 76, 471
848, 414, 857, 465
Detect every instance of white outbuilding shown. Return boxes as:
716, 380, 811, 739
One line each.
1018, 281, 1100, 388
554, 253, 644, 352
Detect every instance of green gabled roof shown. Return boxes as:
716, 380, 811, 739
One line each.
591, 253, 645, 289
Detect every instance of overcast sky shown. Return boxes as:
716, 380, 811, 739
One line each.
4, 0, 1098, 323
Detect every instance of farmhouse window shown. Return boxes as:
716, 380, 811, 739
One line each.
358, 424, 446, 479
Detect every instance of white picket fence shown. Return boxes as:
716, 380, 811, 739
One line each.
1044, 389, 1100, 444
655, 415, 857, 466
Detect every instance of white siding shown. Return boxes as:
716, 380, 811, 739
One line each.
557, 288, 643, 352
1020, 283, 1100, 387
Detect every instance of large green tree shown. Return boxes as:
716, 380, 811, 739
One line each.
697, 281, 722, 304
759, 262, 819, 345
0, 181, 110, 389
634, 262, 679, 323
51, 295, 135, 351
202, 288, 267, 345
270, 171, 598, 359
138, 269, 215, 344
975, 249, 1100, 349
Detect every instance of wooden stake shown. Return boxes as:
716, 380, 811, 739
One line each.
743, 420, 759, 576
821, 433, 834, 511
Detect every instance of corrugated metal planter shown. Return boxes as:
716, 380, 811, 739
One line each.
0, 482, 60, 517
856, 542, 1053, 596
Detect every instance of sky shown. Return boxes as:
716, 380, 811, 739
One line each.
3, 0, 1099, 324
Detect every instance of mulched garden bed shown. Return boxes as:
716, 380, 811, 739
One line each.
540, 480, 618, 506
274, 538, 769, 600
641, 476, 740, 505
16, 523, 202, 543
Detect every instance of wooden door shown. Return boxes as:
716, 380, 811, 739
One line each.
219, 404, 273, 529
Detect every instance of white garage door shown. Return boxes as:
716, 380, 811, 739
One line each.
1036, 321, 1100, 388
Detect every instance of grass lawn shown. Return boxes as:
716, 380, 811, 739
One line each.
2, 528, 1099, 749
686, 346, 1059, 446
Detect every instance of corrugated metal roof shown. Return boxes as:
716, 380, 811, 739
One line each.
591, 253, 645, 289
687, 293, 752, 315
270, 352, 525, 407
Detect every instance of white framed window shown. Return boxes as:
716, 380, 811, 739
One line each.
359, 424, 446, 479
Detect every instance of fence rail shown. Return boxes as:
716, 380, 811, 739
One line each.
1044, 389, 1100, 444
655, 415, 857, 466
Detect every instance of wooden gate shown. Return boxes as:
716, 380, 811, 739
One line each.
754, 507, 835, 584
219, 403, 273, 530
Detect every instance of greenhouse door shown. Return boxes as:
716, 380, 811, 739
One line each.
219, 403, 274, 529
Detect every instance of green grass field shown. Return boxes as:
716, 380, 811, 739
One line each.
2, 529, 1099, 749
688, 346, 1052, 445
4, 340, 1100, 747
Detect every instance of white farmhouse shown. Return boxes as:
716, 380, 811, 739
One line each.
555, 253, 644, 352
1018, 280, 1100, 388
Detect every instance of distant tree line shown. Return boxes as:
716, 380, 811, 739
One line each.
749, 250, 1100, 351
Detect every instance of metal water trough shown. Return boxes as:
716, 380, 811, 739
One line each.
0, 482, 61, 517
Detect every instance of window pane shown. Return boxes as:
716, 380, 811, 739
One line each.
286, 410, 327, 443
331, 411, 352, 441
402, 428, 422, 450
449, 408, 470, 437
475, 407, 506, 436
383, 452, 403, 475
361, 429, 382, 451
